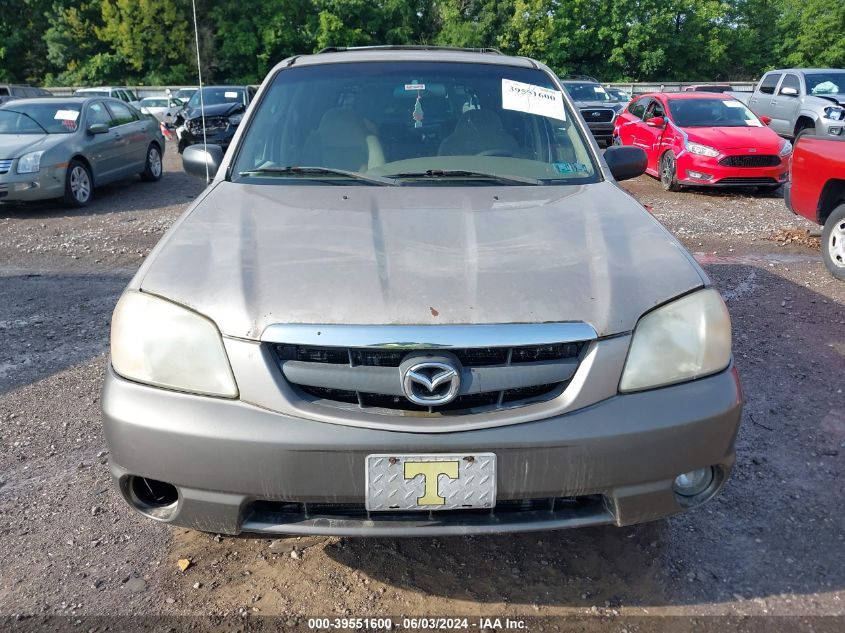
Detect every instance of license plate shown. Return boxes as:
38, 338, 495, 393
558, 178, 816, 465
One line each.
365, 453, 496, 512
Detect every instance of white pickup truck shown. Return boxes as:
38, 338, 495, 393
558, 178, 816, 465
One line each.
730, 68, 845, 138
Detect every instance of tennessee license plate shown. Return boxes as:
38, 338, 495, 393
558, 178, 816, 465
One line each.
365, 453, 497, 512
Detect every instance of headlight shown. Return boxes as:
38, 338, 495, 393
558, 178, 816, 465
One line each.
779, 139, 793, 156
110, 291, 238, 397
228, 113, 243, 125
823, 106, 844, 121
619, 288, 732, 392
685, 141, 720, 158
17, 150, 44, 174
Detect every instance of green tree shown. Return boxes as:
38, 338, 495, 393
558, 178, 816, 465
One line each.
779, 0, 845, 68
0, 0, 53, 83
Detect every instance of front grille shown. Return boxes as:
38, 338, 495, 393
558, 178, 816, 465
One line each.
579, 108, 615, 123
716, 177, 779, 186
0, 159, 12, 174
247, 495, 604, 521
718, 154, 780, 167
187, 116, 228, 134
272, 340, 585, 415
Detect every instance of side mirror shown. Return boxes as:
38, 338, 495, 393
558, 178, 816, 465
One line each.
645, 116, 666, 128
604, 145, 647, 182
183, 144, 224, 181
760, 115, 772, 126
87, 123, 109, 135
780, 87, 799, 97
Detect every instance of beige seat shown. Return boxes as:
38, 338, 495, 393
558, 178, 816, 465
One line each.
438, 109, 521, 157
301, 108, 384, 172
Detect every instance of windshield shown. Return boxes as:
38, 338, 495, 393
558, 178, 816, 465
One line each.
563, 82, 612, 102
141, 98, 168, 108
667, 98, 762, 128
233, 62, 598, 186
805, 72, 845, 95
187, 87, 245, 108
0, 103, 82, 134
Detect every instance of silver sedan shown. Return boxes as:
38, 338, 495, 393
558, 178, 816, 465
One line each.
0, 97, 164, 206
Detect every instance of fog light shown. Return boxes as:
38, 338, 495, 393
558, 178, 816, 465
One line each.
829, 126, 842, 136
686, 170, 712, 180
673, 467, 714, 497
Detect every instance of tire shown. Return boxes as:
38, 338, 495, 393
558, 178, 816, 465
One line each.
659, 151, 681, 192
794, 121, 815, 137
821, 203, 845, 281
140, 143, 163, 182
63, 159, 92, 207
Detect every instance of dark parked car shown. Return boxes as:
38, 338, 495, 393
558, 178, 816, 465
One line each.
174, 85, 256, 153
561, 80, 622, 146
0, 84, 52, 105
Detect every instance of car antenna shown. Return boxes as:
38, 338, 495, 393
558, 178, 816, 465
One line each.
190, 0, 208, 180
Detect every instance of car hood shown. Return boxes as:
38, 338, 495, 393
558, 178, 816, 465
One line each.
0, 133, 64, 158
138, 181, 705, 339
815, 93, 845, 106
184, 102, 244, 120
683, 125, 785, 151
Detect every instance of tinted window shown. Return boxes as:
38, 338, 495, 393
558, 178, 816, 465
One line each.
87, 102, 113, 126
563, 82, 612, 102
233, 61, 599, 185
645, 100, 665, 118
780, 74, 800, 94
628, 98, 648, 119
187, 87, 246, 108
758, 73, 781, 95
667, 98, 763, 128
805, 71, 845, 95
107, 101, 136, 126
0, 102, 82, 133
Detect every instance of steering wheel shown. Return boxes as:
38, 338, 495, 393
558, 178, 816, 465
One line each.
476, 148, 515, 157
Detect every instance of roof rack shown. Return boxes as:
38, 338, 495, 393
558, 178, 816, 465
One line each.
564, 75, 601, 83
317, 45, 503, 55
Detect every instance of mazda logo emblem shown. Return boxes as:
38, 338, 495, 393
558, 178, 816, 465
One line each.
402, 361, 461, 406
591, 112, 601, 117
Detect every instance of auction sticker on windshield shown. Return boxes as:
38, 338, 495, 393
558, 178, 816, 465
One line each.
365, 454, 496, 512
502, 78, 566, 121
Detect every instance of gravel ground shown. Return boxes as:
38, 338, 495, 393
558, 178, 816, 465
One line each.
0, 144, 843, 631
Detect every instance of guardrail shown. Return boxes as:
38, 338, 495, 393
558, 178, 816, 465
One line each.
605, 81, 757, 95
41, 81, 759, 99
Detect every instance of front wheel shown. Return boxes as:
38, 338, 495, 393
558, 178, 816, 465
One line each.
63, 160, 92, 207
140, 143, 163, 182
660, 151, 681, 192
822, 203, 845, 281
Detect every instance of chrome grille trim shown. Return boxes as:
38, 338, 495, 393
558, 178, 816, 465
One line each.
281, 357, 579, 396
0, 159, 13, 174
261, 322, 598, 348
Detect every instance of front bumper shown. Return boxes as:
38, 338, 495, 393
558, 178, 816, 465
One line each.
0, 163, 66, 202
179, 125, 237, 151
102, 363, 742, 536
676, 151, 789, 187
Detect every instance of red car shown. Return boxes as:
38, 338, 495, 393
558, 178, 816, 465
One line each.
613, 92, 792, 191
786, 133, 845, 279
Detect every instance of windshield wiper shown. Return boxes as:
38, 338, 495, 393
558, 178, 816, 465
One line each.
238, 165, 396, 186
386, 169, 541, 185
1, 109, 48, 134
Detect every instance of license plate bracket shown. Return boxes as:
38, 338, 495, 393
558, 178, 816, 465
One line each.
365, 453, 497, 512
